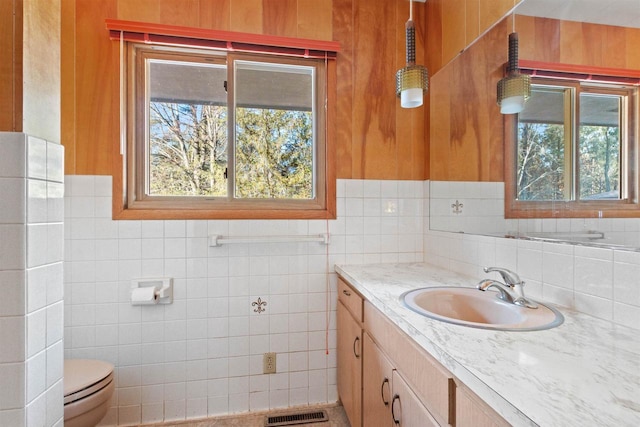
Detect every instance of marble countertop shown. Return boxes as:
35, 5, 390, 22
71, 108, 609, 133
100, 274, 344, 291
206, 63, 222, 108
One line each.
335, 262, 640, 427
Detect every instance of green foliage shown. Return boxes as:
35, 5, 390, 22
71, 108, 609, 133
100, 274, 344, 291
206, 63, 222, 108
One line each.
579, 126, 620, 199
517, 123, 566, 201
235, 108, 313, 199
149, 102, 313, 200
149, 102, 228, 196
517, 122, 620, 201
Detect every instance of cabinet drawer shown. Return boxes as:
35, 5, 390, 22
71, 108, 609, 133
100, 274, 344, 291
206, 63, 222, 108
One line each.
365, 301, 455, 426
392, 370, 440, 427
338, 277, 363, 324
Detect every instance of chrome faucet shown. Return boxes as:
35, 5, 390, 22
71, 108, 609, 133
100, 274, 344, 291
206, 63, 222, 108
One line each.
477, 267, 538, 309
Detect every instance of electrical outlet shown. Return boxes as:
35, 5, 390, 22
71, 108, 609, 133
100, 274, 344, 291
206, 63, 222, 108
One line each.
263, 352, 276, 374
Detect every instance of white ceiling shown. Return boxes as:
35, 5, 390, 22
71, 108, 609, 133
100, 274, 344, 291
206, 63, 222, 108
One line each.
516, 0, 640, 28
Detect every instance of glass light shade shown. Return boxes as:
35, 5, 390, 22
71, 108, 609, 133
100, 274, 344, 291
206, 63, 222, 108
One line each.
401, 87, 424, 108
499, 95, 527, 114
497, 73, 531, 114
396, 65, 428, 109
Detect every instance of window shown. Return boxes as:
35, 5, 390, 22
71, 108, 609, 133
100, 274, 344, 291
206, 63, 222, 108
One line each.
505, 77, 639, 218
110, 21, 338, 219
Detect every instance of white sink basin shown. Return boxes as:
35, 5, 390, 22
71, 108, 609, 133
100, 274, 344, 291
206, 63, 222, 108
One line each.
402, 287, 564, 331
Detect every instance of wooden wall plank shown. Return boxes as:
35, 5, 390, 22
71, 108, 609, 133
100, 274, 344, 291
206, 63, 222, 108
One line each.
0, 0, 22, 132
117, 0, 159, 22
333, 0, 354, 179
429, 68, 450, 180
230, 0, 263, 33
465, 0, 479, 45
263, 0, 297, 37
61, 0, 76, 172
558, 20, 583, 65
198, 0, 230, 30
516, 13, 535, 60
297, 0, 332, 40
580, 22, 603, 68
75, 0, 117, 175
478, 0, 515, 33
532, 17, 560, 63
441, 0, 466, 66
159, 0, 200, 27
625, 27, 640, 71
603, 26, 626, 70
352, 0, 397, 179
425, 0, 443, 77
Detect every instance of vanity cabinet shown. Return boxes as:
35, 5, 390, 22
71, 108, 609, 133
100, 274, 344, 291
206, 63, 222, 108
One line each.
364, 331, 439, 427
337, 277, 510, 427
362, 332, 393, 427
337, 279, 364, 427
364, 299, 455, 426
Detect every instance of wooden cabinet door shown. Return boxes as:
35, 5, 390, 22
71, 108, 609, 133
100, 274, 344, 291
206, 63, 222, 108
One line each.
337, 300, 362, 427
456, 384, 510, 427
391, 370, 440, 427
363, 332, 394, 427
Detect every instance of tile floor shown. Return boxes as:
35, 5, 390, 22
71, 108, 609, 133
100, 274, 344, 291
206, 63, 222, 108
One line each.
144, 404, 350, 427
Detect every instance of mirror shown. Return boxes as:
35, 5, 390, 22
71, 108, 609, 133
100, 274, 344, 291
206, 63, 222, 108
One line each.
429, 0, 640, 250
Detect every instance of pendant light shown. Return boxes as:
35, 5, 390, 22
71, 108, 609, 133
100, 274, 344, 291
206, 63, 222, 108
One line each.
497, 32, 531, 114
396, 0, 428, 108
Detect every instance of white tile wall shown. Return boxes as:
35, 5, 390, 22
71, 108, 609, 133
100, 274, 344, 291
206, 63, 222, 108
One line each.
63, 176, 423, 426
429, 181, 506, 235
9, 171, 633, 427
430, 180, 640, 247
425, 191, 640, 330
0, 133, 65, 427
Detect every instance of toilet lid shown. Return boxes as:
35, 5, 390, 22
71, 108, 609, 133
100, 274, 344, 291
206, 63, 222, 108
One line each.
64, 359, 114, 399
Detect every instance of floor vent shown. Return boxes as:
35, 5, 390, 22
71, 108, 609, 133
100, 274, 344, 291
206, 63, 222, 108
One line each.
265, 409, 329, 426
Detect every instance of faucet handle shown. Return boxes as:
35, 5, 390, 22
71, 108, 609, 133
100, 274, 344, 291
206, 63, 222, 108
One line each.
483, 267, 523, 287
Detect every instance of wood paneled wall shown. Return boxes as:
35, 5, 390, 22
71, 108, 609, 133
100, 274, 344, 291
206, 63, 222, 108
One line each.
517, 15, 640, 71
426, 0, 521, 77
62, 0, 427, 180
429, 14, 640, 182
429, 18, 508, 182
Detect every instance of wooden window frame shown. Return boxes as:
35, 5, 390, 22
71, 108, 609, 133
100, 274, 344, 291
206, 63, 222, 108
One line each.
109, 22, 338, 220
505, 77, 639, 219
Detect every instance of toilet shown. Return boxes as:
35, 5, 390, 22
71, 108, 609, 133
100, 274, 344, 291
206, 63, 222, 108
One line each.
64, 359, 115, 427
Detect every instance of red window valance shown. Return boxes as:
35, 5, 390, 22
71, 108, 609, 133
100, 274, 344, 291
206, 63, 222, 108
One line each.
106, 19, 340, 59
518, 60, 640, 85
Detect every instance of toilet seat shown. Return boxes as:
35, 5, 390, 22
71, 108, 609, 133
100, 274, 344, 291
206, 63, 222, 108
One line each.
64, 359, 114, 426
64, 359, 114, 403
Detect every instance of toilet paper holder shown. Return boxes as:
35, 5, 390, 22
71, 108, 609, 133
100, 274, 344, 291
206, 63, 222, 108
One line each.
131, 278, 173, 305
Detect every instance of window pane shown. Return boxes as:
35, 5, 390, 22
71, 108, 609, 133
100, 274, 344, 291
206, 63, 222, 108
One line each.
578, 93, 621, 200
517, 86, 567, 201
234, 61, 314, 199
147, 60, 228, 197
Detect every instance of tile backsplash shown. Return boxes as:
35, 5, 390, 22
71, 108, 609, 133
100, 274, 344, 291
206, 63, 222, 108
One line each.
430, 180, 640, 248
55, 175, 640, 426
0, 133, 64, 427
63, 176, 424, 426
